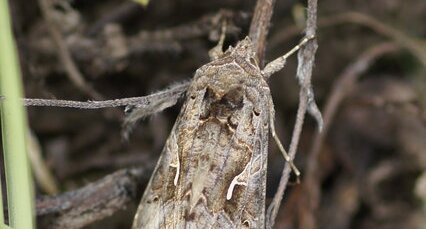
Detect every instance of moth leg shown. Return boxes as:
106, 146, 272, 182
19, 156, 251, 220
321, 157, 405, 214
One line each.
122, 81, 189, 139
261, 35, 315, 78
208, 20, 227, 60
268, 95, 301, 178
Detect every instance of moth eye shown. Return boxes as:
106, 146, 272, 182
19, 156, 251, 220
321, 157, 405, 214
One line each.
190, 94, 196, 99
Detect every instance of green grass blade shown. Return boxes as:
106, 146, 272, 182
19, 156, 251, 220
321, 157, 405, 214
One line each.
0, 0, 35, 228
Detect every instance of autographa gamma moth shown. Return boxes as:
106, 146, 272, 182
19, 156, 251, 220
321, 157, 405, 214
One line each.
131, 34, 314, 228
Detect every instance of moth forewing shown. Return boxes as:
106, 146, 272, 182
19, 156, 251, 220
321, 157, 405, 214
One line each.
132, 37, 272, 229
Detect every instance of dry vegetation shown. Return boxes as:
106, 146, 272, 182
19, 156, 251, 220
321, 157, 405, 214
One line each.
2, 0, 425, 228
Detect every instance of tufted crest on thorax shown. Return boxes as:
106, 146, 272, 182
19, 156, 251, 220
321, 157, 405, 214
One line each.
224, 37, 259, 66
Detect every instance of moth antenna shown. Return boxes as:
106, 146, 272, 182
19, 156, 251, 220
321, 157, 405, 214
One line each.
262, 35, 315, 78
208, 20, 227, 60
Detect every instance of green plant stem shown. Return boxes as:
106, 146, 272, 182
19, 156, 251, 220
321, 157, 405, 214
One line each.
0, 0, 35, 228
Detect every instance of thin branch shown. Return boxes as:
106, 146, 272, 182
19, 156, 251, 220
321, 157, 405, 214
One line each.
249, 0, 276, 65
135, 9, 245, 42
36, 167, 149, 229
38, 0, 104, 99
308, 42, 399, 175
27, 130, 59, 195
269, 11, 426, 66
301, 42, 399, 228
32, 9, 249, 78
266, 0, 320, 227
87, 1, 144, 36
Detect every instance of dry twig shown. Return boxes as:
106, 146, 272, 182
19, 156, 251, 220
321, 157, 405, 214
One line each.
38, 0, 103, 99
269, 11, 426, 66
30, 9, 249, 77
266, 0, 321, 228
249, 0, 276, 65
27, 130, 59, 195
29, 0, 321, 227
36, 168, 149, 229
299, 42, 400, 229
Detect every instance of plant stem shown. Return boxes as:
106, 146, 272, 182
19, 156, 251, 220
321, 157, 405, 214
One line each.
0, 0, 35, 228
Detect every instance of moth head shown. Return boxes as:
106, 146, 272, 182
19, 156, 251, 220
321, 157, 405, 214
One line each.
231, 37, 258, 64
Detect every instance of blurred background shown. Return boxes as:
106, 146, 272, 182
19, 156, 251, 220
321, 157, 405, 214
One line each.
1, 0, 425, 228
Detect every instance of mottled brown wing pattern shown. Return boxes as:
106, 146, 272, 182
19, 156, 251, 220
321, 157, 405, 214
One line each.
132, 38, 272, 229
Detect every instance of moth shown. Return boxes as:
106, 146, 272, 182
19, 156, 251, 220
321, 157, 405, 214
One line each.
131, 35, 313, 228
